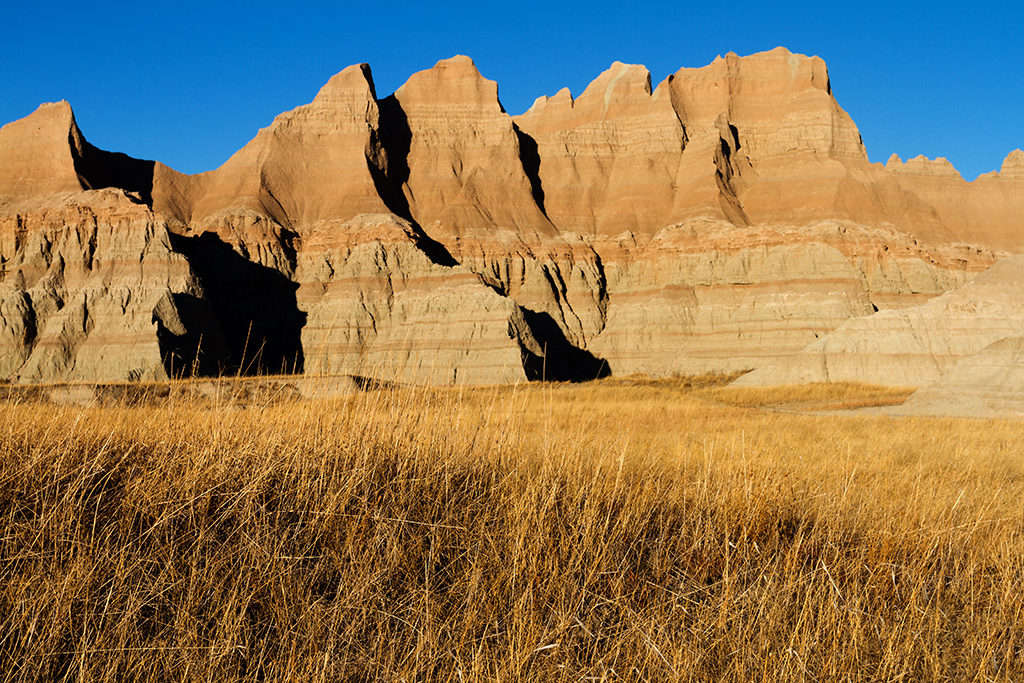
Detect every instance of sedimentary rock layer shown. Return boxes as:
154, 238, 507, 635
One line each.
891, 332, 1024, 417
733, 255, 1024, 387
0, 189, 228, 383
1, 48, 1022, 384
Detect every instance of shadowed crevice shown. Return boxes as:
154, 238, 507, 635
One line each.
375, 94, 458, 268
409, 229, 459, 268
521, 309, 610, 382
70, 137, 156, 206
170, 233, 306, 375
713, 120, 750, 227
376, 95, 414, 221
514, 124, 546, 216
153, 293, 234, 378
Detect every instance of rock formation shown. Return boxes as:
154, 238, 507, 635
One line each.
891, 331, 1024, 417
0, 104, 228, 383
1, 49, 1022, 386
733, 255, 1024, 387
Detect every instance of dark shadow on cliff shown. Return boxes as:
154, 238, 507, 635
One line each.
408, 223, 458, 268
522, 309, 610, 382
514, 124, 546, 216
375, 94, 458, 268
154, 293, 236, 378
374, 94, 414, 221
170, 233, 306, 375
72, 140, 156, 205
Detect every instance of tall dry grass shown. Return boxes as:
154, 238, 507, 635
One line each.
0, 379, 1022, 681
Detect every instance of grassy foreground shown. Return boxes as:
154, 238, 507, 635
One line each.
1, 379, 1022, 682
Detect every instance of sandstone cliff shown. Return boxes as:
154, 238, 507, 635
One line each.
0, 189, 229, 384
0, 104, 230, 383
2, 49, 1022, 385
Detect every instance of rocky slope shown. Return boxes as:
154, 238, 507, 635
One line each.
890, 331, 1024, 417
1, 49, 1021, 385
733, 255, 1024, 387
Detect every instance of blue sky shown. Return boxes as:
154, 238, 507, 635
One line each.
2, 1, 1021, 179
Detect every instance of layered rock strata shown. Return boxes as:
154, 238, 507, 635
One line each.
0, 189, 228, 383
0, 103, 228, 382
891, 332, 1024, 417
733, 255, 1024, 387
295, 213, 544, 385
1, 49, 1022, 384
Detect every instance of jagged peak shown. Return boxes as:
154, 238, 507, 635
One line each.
578, 61, 652, 103
521, 87, 573, 118
551, 86, 573, 103
889, 154, 965, 180
571, 62, 653, 121
0, 99, 90, 200
680, 48, 830, 94
526, 95, 546, 113
313, 63, 378, 104
252, 62, 381, 139
414, 54, 488, 84
394, 54, 502, 113
980, 149, 1024, 181
437, 54, 478, 69
1000, 149, 1024, 178
30, 99, 74, 117
0, 98, 158, 209
2, 100, 81, 141
713, 48, 794, 64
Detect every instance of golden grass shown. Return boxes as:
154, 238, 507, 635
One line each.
0, 379, 1022, 681
695, 381, 918, 411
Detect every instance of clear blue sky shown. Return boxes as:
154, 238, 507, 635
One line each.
2, 1, 1021, 180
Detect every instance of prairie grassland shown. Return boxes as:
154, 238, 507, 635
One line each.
0, 379, 1022, 682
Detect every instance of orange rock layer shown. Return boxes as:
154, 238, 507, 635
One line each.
1, 48, 1021, 384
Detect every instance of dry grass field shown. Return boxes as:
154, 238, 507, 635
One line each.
0, 377, 1022, 682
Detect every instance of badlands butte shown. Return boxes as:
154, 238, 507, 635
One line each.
2, 48, 1024, 411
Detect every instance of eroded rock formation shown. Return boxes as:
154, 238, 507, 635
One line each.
892, 330, 1024, 417
1, 49, 1022, 385
733, 255, 1024, 387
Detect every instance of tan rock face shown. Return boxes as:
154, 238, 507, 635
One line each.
163, 63, 397, 230
733, 255, 1024, 388
2, 49, 1023, 385
384, 56, 555, 245
892, 331, 1024, 417
515, 61, 686, 237
0, 102, 85, 201
665, 48, 870, 229
0, 190, 228, 383
583, 219, 987, 376
375, 56, 610, 361
998, 149, 1024, 178
295, 213, 544, 385
0, 101, 158, 215
884, 151, 1024, 250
